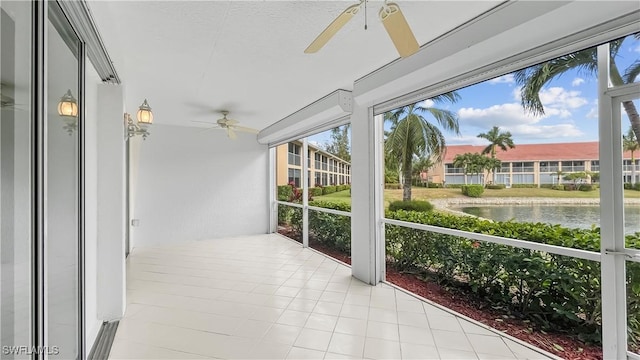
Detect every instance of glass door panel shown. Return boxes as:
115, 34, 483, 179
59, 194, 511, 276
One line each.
47, 3, 81, 359
0, 2, 32, 358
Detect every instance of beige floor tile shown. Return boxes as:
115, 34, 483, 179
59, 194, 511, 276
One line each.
327, 333, 366, 358
294, 328, 333, 351
363, 337, 402, 359
400, 342, 440, 360
114, 235, 552, 360
286, 347, 325, 360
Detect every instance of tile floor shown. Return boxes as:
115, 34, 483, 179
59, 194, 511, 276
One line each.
109, 234, 557, 360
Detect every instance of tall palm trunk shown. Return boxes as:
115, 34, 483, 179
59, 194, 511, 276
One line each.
622, 101, 640, 147
632, 151, 637, 185
402, 152, 412, 201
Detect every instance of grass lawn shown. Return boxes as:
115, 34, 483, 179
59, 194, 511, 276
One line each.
312, 189, 352, 205
314, 187, 640, 207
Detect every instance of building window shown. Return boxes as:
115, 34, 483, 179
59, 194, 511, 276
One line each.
315, 171, 321, 187
288, 168, 301, 187
512, 162, 534, 173
561, 160, 585, 172
314, 153, 321, 169
322, 173, 328, 185
497, 162, 510, 173
540, 161, 559, 172
445, 163, 465, 174
288, 143, 301, 166
591, 160, 600, 172
322, 156, 328, 170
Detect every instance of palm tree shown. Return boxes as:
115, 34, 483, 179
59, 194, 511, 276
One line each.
624, 127, 640, 185
514, 34, 640, 146
385, 93, 461, 201
452, 153, 474, 185
477, 126, 515, 158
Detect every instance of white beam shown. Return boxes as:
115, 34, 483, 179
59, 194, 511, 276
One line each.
257, 90, 352, 146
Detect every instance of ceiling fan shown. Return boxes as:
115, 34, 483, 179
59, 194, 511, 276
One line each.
304, 0, 419, 58
192, 110, 258, 140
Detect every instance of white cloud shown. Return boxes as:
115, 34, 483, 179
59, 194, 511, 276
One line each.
538, 87, 588, 110
586, 107, 598, 119
417, 99, 435, 108
487, 74, 515, 85
458, 103, 542, 127
571, 77, 585, 87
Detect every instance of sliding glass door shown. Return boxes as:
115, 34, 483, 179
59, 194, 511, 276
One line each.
46, 3, 82, 359
0, 2, 33, 359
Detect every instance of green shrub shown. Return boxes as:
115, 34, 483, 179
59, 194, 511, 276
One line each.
635, 183, 640, 191
388, 200, 433, 212
309, 187, 324, 196
486, 184, 505, 189
564, 184, 577, 191
461, 185, 484, 197
552, 185, 565, 190
277, 185, 293, 201
385, 183, 402, 189
308, 201, 351, 254
322, 185, 337, 195
578, 184, 595, 191
427, 182, 443, 188
385, 210, 640, 345
540, 184, 555, 189
511, 184, 538, 188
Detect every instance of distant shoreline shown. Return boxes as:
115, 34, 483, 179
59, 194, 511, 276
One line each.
431, 197, 640, 216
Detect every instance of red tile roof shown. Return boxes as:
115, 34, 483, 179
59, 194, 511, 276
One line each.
443, 141, 636, 162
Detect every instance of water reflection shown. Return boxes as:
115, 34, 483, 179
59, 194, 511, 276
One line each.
454, 204, 640, 234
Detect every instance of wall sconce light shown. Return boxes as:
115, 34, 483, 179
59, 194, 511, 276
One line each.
125, 99, 153, 140
57, 89, 78, 135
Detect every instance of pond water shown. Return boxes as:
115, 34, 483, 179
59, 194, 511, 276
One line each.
451, 204, 640, 234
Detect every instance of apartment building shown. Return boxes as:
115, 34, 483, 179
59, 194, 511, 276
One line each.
431, 141, 639, 186
275, 141, 351, 187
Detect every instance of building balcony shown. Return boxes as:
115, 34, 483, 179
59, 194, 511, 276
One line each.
109, 234, 557, 360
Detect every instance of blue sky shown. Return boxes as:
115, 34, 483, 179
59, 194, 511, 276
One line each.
310, 35, 639, 149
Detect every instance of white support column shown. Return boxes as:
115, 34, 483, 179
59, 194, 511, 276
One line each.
96, 84, 126, 321
597, 44, 627, 360
302, 138, 309, 248
351, 102, 383, 284
268, 147, 277, 233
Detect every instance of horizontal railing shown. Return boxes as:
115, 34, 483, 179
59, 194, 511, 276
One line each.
277, 201, 352, 218
382, 218, 602, 262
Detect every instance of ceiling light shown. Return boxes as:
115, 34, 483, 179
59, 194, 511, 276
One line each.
57, 89, 78, 134
125, 99, 154, 140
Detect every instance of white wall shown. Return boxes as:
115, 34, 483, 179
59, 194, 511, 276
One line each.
133, 124, 269, 247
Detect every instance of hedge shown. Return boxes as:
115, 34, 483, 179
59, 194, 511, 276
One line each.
578, 184, 596, 191
428, 182, 443, 188
385, 183, 402, 189
461, 184, 484, 197
388, 200, 433, 212
322, 185, 338, 195
309, 187, 324, 196
385, 210, 640, 345
277, 185, 293, 201
308, 201, 352, 253
511, 184, 538, 188
625, 183, 640, 191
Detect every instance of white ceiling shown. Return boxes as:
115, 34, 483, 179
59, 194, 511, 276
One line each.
87, 1, 502, 130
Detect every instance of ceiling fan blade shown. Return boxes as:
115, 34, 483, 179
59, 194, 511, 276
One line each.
198, 126, 222, 133
192, 120, 217, 125
379, 2, 419, 58
227, 128, 237, 140
225, 119, 239, 125
304, 3, 361, 54
232, 125, 259, 134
